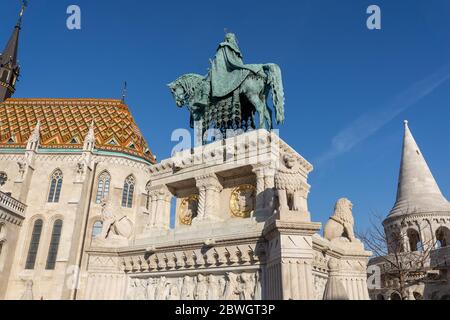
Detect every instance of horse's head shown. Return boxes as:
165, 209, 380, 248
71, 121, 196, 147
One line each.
168, 81, 186, 108
168, 73, 205, 109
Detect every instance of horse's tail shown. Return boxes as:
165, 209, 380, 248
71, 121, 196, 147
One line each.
264, 63, 285, 124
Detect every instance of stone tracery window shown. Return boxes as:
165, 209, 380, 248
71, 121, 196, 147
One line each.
121, 175, 135, 208
48, 169, 63, 203
45, 219, 63, 270
25, 219, 43, 270
95, 171, 111, 204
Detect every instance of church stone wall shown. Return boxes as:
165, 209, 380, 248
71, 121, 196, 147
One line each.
0, 151, 151, 299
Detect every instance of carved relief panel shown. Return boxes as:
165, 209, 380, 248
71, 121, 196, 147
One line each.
126, 271, 261, 300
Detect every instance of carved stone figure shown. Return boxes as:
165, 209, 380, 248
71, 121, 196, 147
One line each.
146, 278, 157, 300
274, 153, 308, 212
207, 275, 220, 300
180, 276, 195, 300
155, 276, 168, 300
239, 273, 255, 300
218, 277, 227, 299
324, 198, 356, 243
76, 162, 85, 180
17, 161, 27, 180
224, 272, 240, 300
167, 283, 180, 300
99, 198, 133, 241
195, 274, 208, 300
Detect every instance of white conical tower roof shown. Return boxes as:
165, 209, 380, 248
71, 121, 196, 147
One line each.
389, 121, 450, 217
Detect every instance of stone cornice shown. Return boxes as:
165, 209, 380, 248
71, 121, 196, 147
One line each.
383, 211, 450, 227
262, 217, 321, 240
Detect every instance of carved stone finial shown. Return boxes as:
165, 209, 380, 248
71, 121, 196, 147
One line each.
26, 121, 40, 151
83, 121, 95, 152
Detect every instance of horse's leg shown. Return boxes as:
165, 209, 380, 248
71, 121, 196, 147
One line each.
263, 85, 273, 130
242, 78, 267, 129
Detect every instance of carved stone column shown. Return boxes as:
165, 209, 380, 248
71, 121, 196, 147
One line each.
263, 167, 275, 212
252, 167, 265, 212
296, 181, 311, 216
194, 174, 223, 222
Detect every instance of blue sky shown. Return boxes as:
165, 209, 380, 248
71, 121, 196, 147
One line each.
2, 0, 450, 231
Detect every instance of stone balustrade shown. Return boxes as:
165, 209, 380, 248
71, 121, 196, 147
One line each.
0, 191, 26, 218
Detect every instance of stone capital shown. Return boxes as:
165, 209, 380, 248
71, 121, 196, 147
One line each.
195, 174, 223, 192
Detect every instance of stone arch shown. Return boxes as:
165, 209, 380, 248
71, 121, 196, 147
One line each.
407, 228, 421, 252
435, 226, 450, 248
413, 292, 423, 300
376, 293, 385, 300
390, 291, 401, 300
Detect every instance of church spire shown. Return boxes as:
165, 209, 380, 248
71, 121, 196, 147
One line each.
389, 121, 450, 217
0, 1, 27, 102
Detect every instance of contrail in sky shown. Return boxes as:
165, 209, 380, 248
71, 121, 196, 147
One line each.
315, 63, 450, 167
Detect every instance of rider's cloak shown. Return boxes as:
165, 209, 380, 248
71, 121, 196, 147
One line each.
210, 34, 260, 98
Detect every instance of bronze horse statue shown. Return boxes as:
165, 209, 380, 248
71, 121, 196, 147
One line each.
168, 33, 285, 142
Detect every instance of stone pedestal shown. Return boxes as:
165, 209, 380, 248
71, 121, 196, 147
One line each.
79, 130, 371, 301
263, 216, 321, 300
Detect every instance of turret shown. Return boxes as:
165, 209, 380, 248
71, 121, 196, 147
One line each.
0, 1, 27, 102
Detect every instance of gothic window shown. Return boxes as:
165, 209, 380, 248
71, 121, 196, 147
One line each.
48, 169, 63, 203
95, 171, 111, 204
25, 219, 43, 270
121, 175, 135, 208
91, 221, 103, 240
45, 220, 63, 270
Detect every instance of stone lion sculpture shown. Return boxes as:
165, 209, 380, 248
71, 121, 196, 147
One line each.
324, 198, 356, 243
274, 153, 308, 212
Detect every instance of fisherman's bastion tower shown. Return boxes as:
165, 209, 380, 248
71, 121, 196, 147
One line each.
0, 3, 374, 300
369, 121, 450, 300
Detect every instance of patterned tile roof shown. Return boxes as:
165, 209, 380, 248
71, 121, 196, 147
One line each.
0, 98, 156, 163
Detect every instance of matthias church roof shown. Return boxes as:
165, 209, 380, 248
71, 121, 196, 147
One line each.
0, 98, 156, 163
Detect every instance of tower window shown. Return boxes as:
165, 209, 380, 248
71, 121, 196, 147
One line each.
407, 229, 422, 252
436, 227, 450, 248
48, 169, 63, 203
25, 219, 43, 270
45, 220, 63, 270
121, 175, 135, 208
95, 171, 111, 204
